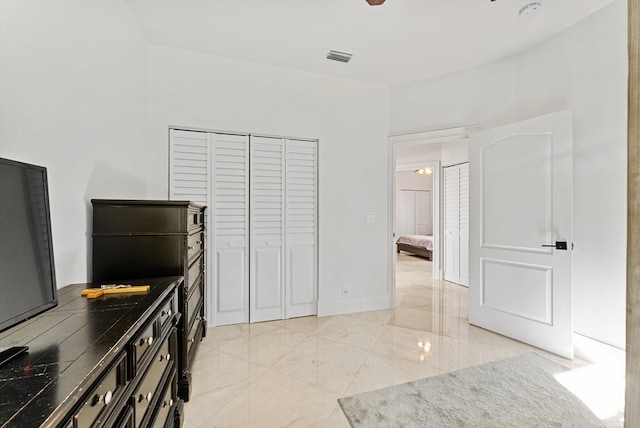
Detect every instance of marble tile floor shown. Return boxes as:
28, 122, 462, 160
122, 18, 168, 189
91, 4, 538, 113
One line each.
184, 253, 625, 427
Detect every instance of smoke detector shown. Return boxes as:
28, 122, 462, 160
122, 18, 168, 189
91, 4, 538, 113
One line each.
519, 1, 542, 16
326, 50, 352, 63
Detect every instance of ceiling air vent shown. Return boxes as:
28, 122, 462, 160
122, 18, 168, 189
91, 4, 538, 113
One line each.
326, 50, 352, 63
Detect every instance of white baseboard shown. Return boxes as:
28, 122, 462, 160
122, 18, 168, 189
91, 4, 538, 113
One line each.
317, 293, 392, 317
573, 333, 625, 373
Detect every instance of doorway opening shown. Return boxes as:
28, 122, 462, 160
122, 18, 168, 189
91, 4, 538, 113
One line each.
388, 126, 477, 308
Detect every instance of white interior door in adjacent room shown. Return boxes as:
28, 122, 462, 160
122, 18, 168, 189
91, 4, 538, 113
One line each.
469, 110, 573, 359
443, 163, 469, 287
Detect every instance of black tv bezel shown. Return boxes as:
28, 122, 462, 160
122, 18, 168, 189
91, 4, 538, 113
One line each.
0, 157, 58, 333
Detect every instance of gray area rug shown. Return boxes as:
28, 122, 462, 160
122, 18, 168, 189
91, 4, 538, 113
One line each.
338, 353, 614, 428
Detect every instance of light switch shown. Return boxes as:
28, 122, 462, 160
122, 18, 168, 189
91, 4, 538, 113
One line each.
365, 211, 376, 223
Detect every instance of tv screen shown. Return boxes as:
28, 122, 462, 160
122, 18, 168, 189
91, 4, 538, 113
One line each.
0, 157, 57, 333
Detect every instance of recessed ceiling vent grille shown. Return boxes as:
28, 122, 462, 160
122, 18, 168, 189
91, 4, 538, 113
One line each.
326, 50, 352, 63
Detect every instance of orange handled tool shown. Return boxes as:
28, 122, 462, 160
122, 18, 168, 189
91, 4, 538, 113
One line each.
81, 284, 150, 299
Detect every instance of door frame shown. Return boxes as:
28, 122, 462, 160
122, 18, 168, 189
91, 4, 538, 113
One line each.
388, 125, 478, 307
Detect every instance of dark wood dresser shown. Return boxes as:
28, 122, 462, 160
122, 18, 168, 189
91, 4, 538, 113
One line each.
91, 200, 206, 401
0, 277, 183, 428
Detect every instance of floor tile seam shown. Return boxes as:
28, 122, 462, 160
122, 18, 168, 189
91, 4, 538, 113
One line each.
367, 346, 440, 367
260, 366, 346, 398
291, 333, 374, 358
185, 387, 250, 425
311, 332, 378, 352
197, 365, 277, 421
266, 361, 357, 396
212, 347, 262, 366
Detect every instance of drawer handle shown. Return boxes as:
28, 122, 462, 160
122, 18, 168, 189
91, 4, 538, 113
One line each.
188, 245, 195, 250
163, 398, 174, 408
91, 390, 113, 407
189, 338, 196, 343
138, 392, 153, 403
196, 241, 202, 245
159, 353, 171, 362
161, 309, 172, 317
138, 336, 153, 347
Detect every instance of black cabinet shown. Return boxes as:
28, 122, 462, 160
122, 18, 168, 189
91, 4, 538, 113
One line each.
0, 277, 183, 428
91, 200, 206, 401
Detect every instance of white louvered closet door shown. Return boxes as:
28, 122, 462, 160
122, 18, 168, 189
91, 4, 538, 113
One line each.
458, 163, 469, 286
444, 166, 460, 283
212, 133, 250, 325
250, 136, 285, 322
399, 190, 416, 236
415, 190, 432, 235
443, 163, 469, 286
285, 139, 317, 318
169, 129, 210, 205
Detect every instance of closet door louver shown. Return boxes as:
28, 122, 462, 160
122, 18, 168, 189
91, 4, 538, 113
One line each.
169, 130, 210, 205
285, 139, 317, 318
212, 133, 250, 325
250, 136, 285, 322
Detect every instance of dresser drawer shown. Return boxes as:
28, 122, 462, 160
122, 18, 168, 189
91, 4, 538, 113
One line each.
151, 375, 176, 428
132, 319, 157, 371
187, 232, 204, 262
93, 205, 187, 234
186, 308, 203, 356
185, 256, 203, 293
73, 353, 127, 428
132, 330, 174, 427
187, 206, 204, 232
93, 236, 184, 284
187, 280, 203, 329
157, 292, 177, 335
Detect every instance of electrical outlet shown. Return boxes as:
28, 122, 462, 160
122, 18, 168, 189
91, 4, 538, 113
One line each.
342, 284, 349, 296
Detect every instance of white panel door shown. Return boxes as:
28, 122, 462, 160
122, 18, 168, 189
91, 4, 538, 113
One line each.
469, 110, 573, 358
250, 136, 285, 322
212, 133, 249, 325
443, 166, 460, 283
285, 139, 317, 318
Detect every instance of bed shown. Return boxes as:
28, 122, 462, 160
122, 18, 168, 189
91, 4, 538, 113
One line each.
396, 234, 433, 260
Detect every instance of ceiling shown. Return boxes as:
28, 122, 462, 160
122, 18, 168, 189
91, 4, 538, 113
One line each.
126, 0, 615, 85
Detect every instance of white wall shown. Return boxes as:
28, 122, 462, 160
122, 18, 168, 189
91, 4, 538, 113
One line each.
0, 0, 148, 288
391, 0, 627, 351
441, 139, 469, 167
146, 45, 391, 316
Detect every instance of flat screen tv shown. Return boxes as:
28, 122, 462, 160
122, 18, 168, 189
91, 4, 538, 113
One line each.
0, 157, 58, 336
